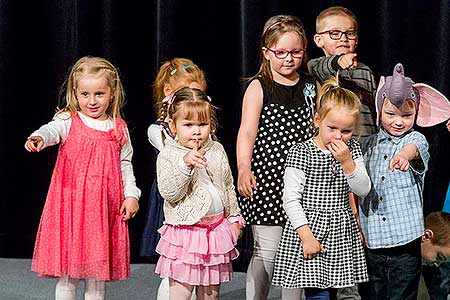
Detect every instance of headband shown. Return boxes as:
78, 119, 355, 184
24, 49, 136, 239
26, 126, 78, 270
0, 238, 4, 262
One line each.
375, 63, 450, 127
262, 19, 304, 40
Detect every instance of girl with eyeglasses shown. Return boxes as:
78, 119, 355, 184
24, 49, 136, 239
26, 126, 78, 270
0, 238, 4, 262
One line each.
236, 14, 316, 300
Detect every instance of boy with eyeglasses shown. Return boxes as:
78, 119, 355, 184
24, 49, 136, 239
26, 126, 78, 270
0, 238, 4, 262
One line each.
308, 6, 377, 300
308, 6, 377, 140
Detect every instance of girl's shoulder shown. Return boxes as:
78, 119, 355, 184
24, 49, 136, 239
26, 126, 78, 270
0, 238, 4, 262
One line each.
348, 138, 363, 159
289, 139, 314, 155
53, 111, 72, 121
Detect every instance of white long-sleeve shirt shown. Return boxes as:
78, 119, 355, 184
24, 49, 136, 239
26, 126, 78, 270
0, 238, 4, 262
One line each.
30, 111, 141, 200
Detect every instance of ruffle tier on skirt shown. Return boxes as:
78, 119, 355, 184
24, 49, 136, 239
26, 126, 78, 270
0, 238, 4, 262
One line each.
155, 213, 240, 286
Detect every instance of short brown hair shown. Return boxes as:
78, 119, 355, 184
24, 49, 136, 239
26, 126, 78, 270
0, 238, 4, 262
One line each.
316, 6, 358, 33
425, 212, 450, 246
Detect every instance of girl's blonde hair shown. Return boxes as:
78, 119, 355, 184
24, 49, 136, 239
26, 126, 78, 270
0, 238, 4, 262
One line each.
154, 58, 207, 122
168, 87, 218, 141
252, 15, 308, 88
58, 56, 125, 119
316, 73, 361, 124
425, 212, 450, 246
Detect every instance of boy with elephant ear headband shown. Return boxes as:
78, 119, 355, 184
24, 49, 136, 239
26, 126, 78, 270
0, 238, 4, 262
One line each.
359, 63, 450, 300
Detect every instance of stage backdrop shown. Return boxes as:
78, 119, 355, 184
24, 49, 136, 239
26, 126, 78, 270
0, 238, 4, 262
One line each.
0, 0, 449, 260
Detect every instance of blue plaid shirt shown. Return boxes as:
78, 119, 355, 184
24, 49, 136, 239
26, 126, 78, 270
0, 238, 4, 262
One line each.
359, 129, 429, 249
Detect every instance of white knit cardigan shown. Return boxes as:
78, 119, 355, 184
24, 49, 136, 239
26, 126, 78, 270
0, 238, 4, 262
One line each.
157, 138, 241, 225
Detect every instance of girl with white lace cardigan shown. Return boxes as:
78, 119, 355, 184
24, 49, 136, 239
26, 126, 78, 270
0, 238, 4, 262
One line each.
155, 87, 244, 300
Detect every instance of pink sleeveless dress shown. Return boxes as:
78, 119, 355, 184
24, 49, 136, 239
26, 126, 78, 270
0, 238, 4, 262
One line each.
31, 113, 130, 281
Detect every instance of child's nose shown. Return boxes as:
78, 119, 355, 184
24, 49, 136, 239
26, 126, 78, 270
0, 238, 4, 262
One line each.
88, 95, 96, 104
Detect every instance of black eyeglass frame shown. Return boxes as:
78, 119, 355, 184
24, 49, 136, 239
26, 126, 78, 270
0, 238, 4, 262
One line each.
317, 30, 358, 40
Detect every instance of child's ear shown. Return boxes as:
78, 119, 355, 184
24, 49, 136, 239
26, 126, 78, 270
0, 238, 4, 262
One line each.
262, 47, 270, 61
313, 34, 324, 48
313, 112, 320, 126
168, 118, 176, 134
423, 229, 434, 242
163, 84, 174, 97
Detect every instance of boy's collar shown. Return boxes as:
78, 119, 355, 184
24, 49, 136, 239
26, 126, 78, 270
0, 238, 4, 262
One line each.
377, 128, 412, 144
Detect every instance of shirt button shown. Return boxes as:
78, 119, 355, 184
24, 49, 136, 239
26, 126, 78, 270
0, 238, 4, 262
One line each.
384, 155, 388, 160
388, 137, 392, 141
382, 217, 386, 221
381, 176, 385, 181
380, 197, 383, 201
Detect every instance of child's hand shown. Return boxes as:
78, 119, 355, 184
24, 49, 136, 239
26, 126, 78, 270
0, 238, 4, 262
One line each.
327, 139, 351, 164
237, 168, 257, 198
389, 153, 410, 171
230, 222, 242, 239
338, 53, 358, 69
446, 119, 450, 132
25, 136, 44, 152
120, 197, 139, 221
302, 235, 326, 259
183, 141, 207, 169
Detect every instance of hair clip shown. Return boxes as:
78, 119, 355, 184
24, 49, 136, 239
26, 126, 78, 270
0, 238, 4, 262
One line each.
169, 65, 192, 76
207, 95, 212, 102
162, 95, 175, 105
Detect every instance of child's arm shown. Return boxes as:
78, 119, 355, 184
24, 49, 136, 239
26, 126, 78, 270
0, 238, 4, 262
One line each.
157, 147, 199, 204
283, 166, 325, 259
147, 123, 165, 152
390, 132, 430, 174
308, 55, 356, 82
220, 145, 244, 238
236, 80, 263, 198
389, 144, 418, 171
24, 112, 71, 152
119, 128, 141, 220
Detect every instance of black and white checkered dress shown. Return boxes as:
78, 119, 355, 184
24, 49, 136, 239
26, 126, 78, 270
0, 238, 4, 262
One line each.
238, 75, 317, 226
272, 139, 368, 289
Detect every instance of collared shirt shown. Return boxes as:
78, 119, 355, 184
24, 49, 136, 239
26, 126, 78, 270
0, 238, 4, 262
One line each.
359, 129, 429, 249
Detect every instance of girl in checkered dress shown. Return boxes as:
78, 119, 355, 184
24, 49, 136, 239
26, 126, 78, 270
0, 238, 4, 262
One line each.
272, 75, 371, 300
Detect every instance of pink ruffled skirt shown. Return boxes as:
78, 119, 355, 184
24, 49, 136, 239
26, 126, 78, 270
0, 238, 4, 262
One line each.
155, 213, 239, 286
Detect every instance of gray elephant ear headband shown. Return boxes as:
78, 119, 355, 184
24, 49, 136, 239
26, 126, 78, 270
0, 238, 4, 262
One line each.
375, 63, 450, 127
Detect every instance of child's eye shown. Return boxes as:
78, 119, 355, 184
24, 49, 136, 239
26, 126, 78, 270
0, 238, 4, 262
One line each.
275, 50, 288, 57
80, 92, 88, 97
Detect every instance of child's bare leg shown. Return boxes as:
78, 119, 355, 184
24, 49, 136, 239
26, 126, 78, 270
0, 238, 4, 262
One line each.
55, 275, 79, 300
196, 284, 220, 300
169, 278, 195, 300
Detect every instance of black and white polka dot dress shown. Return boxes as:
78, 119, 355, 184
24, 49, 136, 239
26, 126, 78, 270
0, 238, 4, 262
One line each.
238, 75, 317, 226
272, 139, 368, 289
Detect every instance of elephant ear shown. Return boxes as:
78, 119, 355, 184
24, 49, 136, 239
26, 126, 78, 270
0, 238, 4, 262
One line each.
375, 76, 386, 126
414, 83, 450, 127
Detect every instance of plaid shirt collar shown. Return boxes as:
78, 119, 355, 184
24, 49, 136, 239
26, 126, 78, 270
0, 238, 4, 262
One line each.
377, 128, 413, 145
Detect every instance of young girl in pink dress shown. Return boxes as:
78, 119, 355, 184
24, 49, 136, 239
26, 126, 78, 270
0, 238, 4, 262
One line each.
24, 56, 140, 300
155, 87, 245, 299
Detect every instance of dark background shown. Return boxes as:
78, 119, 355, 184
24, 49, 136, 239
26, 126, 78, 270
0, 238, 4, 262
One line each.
0, 0, 449, 261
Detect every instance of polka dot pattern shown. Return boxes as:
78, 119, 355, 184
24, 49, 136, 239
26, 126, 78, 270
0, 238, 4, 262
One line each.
239, 76, 316, 226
